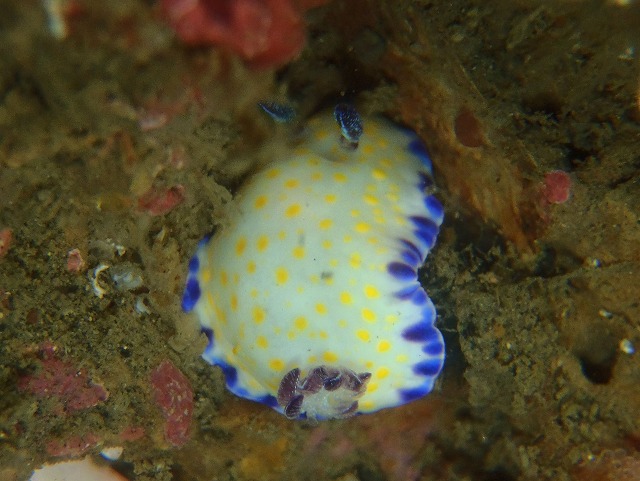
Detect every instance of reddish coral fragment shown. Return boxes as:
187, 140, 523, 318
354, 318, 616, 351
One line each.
66, 248, 86, 273
18, 349, 108, 413
542, 170, 571, 204
119, 425, 145, 442
46, 434, 100, 458
0, 228, 12, 258
150, 359, 193, 447
160, 0, 330, 69
137, 184, 185, 216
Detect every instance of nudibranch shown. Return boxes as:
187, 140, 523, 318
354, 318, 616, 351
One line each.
182, 107, 445, 420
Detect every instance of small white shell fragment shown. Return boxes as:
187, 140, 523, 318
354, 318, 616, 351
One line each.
30, 457, 128, 481
41, 0, 68, 39
598, 309, 613, 319
135, 295, 151, 315
619, 339, 635, 355
100, 446, 124, 461
91, 263, 111, 298
585, 258, 601, 268
110, 263, 144, 291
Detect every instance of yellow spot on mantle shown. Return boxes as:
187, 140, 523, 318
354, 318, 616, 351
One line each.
355, 222, 371, 233
275, 267, 288, 284
316, 303, 327, 315
319, 219, 332, 230
325, 194, 337, 203
362, 144, 375, 155
362, 400, 375, 409
323, 351, 338, 363
363, 194, 379, 206
372, 168, 387, 180
294, 316, 308, 330
377, 340, 391, 352
253, 306, 265, 324
201, 269, 211, 283
362, 308, 376, 322
315, 129, 329, 140
257, 235, 269, 252
364, 284, 380, 298
235, 237, 247, 255
333, 173, 347, 183
269, 359, 284, 371
285, 204, 301, 217
340, 291, 352, 305
356, 329, 370, 342
292, 246, 305, 259
230, 293, 238, 311
254, 195, 267, 209
256, 336, 268, 349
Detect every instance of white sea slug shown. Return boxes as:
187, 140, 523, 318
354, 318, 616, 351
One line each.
182, 107, 445, 420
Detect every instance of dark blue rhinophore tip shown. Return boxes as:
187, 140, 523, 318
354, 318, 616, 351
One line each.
181, 277, 201, 312
258, 101, 296, 123
334, 103, 363, 145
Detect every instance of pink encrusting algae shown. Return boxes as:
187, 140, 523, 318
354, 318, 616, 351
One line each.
66, 248, 86, 273
45, 434, 100, 458
542, 170, 572, 204
160, 0, 331, 69
137, 185, 185, 216
150, 359, 194, 447
18, 345, 109, 413
0, 228, 12, 258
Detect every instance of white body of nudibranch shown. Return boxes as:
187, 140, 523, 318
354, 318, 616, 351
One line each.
183, 112, 445, 420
